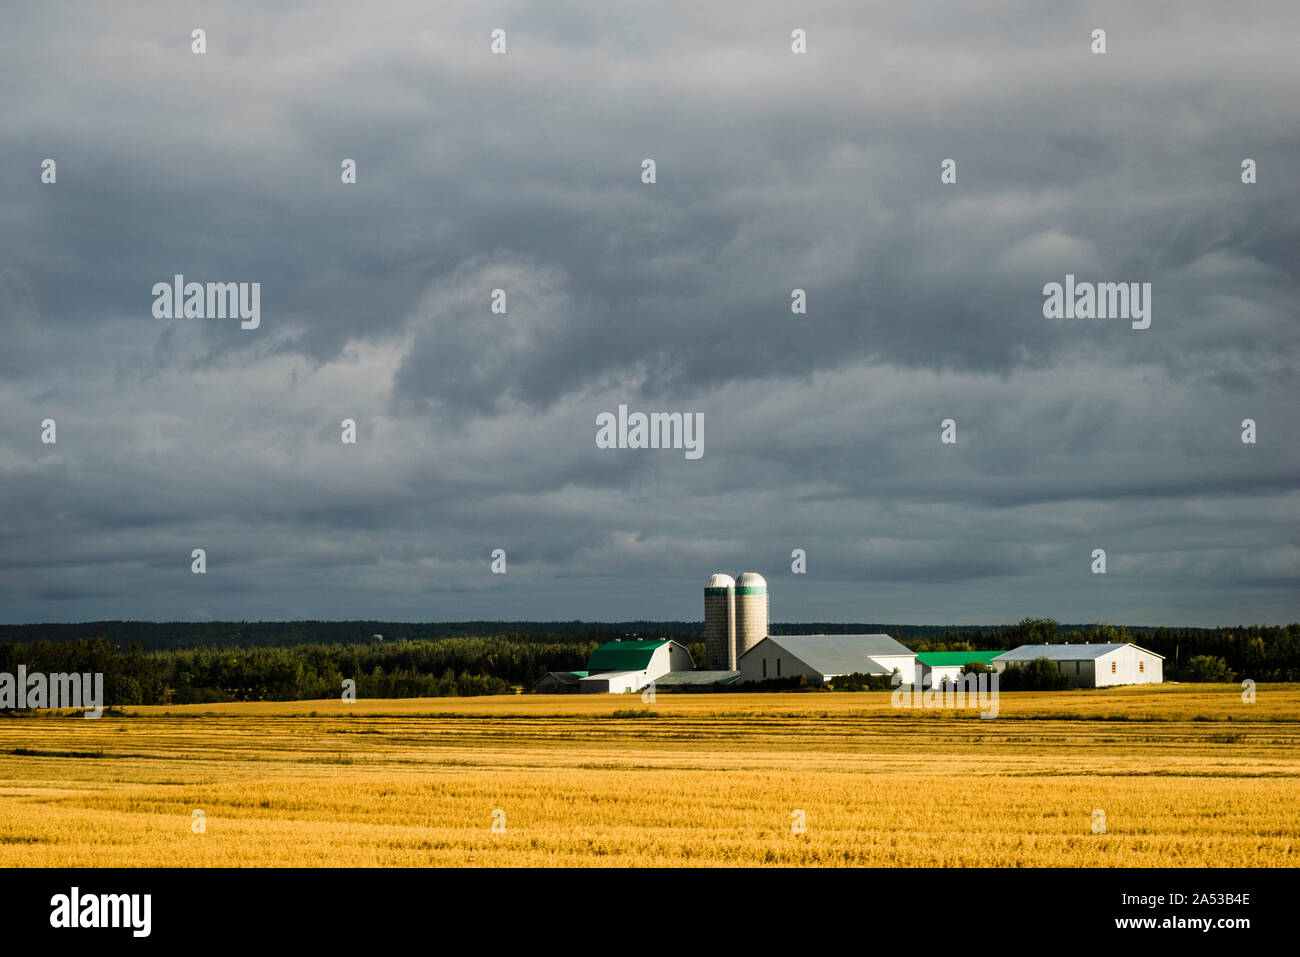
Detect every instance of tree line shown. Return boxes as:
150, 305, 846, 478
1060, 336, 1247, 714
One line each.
0, 621, 687, 652
0, 620, 1293, 706
6, 618, 1246, 652
0, 637, 606, 705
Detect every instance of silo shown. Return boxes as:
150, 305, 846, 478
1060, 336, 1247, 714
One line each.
734, 571, 768, 660
703, 573, 736, 670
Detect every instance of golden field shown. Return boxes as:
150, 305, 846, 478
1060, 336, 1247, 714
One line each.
1, 684, 1297, 867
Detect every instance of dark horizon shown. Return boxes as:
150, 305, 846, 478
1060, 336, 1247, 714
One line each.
5, 616, 1289, 633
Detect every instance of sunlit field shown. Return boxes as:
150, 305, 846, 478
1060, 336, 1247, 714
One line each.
2, 685, 1296, 866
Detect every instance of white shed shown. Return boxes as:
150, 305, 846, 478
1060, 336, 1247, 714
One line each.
992, 642, 1164, 687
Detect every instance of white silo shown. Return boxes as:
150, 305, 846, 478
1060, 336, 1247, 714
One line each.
734, 571, 768, 661
703, 573, 736, 670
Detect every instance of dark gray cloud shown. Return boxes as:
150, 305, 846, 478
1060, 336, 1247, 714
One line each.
1, 1, 1297, 626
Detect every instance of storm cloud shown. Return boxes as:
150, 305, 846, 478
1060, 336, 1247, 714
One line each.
1, 1, 1297, 625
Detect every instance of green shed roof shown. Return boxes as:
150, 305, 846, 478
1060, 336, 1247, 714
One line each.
586, 639, 669, 672
916, 651, 1005, 667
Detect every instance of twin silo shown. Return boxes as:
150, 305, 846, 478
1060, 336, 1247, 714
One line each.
703, 571, 768, 670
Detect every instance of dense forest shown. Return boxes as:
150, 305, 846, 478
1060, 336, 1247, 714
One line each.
0, 620, 683, 651
0, 619, 1034, 651
0, 619, 1294, 705
0, 637, 593, 705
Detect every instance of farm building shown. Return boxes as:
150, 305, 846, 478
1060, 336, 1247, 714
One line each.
737, 634, 917, 686
991, 643, 1164, 687
651, 670, 742, 692
915, 651, 1004, 688
532, 670, 588, 693
575, 638, 695, 694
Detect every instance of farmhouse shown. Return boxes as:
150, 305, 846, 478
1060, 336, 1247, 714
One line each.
991, 643, 1164, 687
915, 651, 1004, 688
737, 634, 917, 686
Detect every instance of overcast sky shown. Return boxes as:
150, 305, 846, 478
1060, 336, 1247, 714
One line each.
2, 1, 1297, 626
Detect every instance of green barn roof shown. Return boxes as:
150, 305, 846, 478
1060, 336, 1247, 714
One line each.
586, 639, 669, 673
916, 651, 1005, 667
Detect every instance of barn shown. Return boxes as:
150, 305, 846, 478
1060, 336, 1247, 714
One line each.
577, 638, 695, 694
992, 643, 1164, 687
915, 651, 1004, 688
737, 634, 917, 686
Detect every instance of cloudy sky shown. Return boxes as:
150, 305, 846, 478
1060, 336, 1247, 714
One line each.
2, 1, 1297, 626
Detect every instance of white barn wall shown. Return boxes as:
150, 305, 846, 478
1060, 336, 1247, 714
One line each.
870, 654, 917, 686
1095, 645, 1163, 686
579, 670, 649, 694
657, 642, 696, 673
739, 648, 822, 683
920, 663, 965, 688
737, 641, 917, 685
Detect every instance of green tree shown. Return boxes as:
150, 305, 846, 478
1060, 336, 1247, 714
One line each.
999, 658, 1070, 690
1185, 655, 1235, 683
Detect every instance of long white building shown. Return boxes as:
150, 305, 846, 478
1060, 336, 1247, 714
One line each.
737, 634, 917, 686
991, 642, 1163, 687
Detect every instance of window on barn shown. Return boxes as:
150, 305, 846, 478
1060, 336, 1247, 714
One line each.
1111, 661, 1117, 674
777, 659, 781, 676
1139, 661, 1144, 673
762, 659, 767, 678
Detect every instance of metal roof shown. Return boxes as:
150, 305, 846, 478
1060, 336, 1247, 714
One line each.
586, 639, 669, 673
533, 671, 588, 687
653, 670, 742, 686
993, 642, 1164, 661
916, 651, 1005, 667
745, 634, 913, 676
